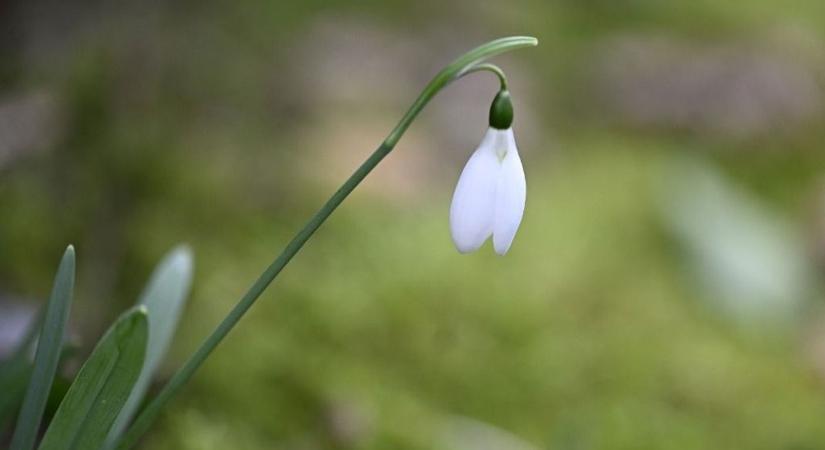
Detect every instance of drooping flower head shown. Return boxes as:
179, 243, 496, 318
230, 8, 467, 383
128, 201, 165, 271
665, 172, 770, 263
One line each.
450, 90, 526, 255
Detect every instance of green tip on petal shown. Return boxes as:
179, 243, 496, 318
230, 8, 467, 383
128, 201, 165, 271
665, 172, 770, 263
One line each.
489, 89, 513, 130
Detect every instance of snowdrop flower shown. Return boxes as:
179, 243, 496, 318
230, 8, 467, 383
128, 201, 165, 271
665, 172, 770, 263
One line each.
450, 90, 526, 255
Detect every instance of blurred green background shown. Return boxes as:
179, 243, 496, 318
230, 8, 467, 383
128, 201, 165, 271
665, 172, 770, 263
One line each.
3, 0, 825, 448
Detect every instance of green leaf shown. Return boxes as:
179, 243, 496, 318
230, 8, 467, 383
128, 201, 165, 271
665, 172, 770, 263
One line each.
106, 245, 193, 444
38, 307, 148, 450
10, 246, 75, 450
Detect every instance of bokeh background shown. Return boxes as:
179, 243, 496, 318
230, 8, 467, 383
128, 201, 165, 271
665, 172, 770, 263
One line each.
3, 0, 825, 449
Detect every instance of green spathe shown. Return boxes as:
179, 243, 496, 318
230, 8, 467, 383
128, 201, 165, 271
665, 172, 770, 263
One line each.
489, 89, 514, 130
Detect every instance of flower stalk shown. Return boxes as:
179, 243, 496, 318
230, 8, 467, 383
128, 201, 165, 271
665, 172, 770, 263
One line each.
114, 35, 537, 450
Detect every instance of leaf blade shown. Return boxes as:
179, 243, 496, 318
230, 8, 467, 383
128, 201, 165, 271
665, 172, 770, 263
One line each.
38, 307, 148, 450
106, 245, 193, 444
10, 246, 76, 450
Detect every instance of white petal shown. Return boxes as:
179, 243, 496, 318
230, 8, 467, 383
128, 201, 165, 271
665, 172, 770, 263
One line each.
492, 129, 526, 255
450, 130, 500, 253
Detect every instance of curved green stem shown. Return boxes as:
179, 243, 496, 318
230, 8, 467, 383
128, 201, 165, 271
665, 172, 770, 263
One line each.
114, 35, 537, 450
458, 63, 508, 90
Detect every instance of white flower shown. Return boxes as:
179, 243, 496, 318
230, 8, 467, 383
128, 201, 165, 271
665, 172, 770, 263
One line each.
449, 127, 526, 255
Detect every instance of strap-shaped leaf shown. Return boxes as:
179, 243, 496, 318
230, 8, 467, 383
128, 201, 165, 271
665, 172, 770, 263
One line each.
38, 307, 148, 450
10, 246, 75, 450
106, 245, 193, 444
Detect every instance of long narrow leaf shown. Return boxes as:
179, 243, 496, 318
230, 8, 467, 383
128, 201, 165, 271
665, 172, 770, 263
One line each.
10, 246, 75, 450
38, 307, 148, 450
106, 245, 193, 444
